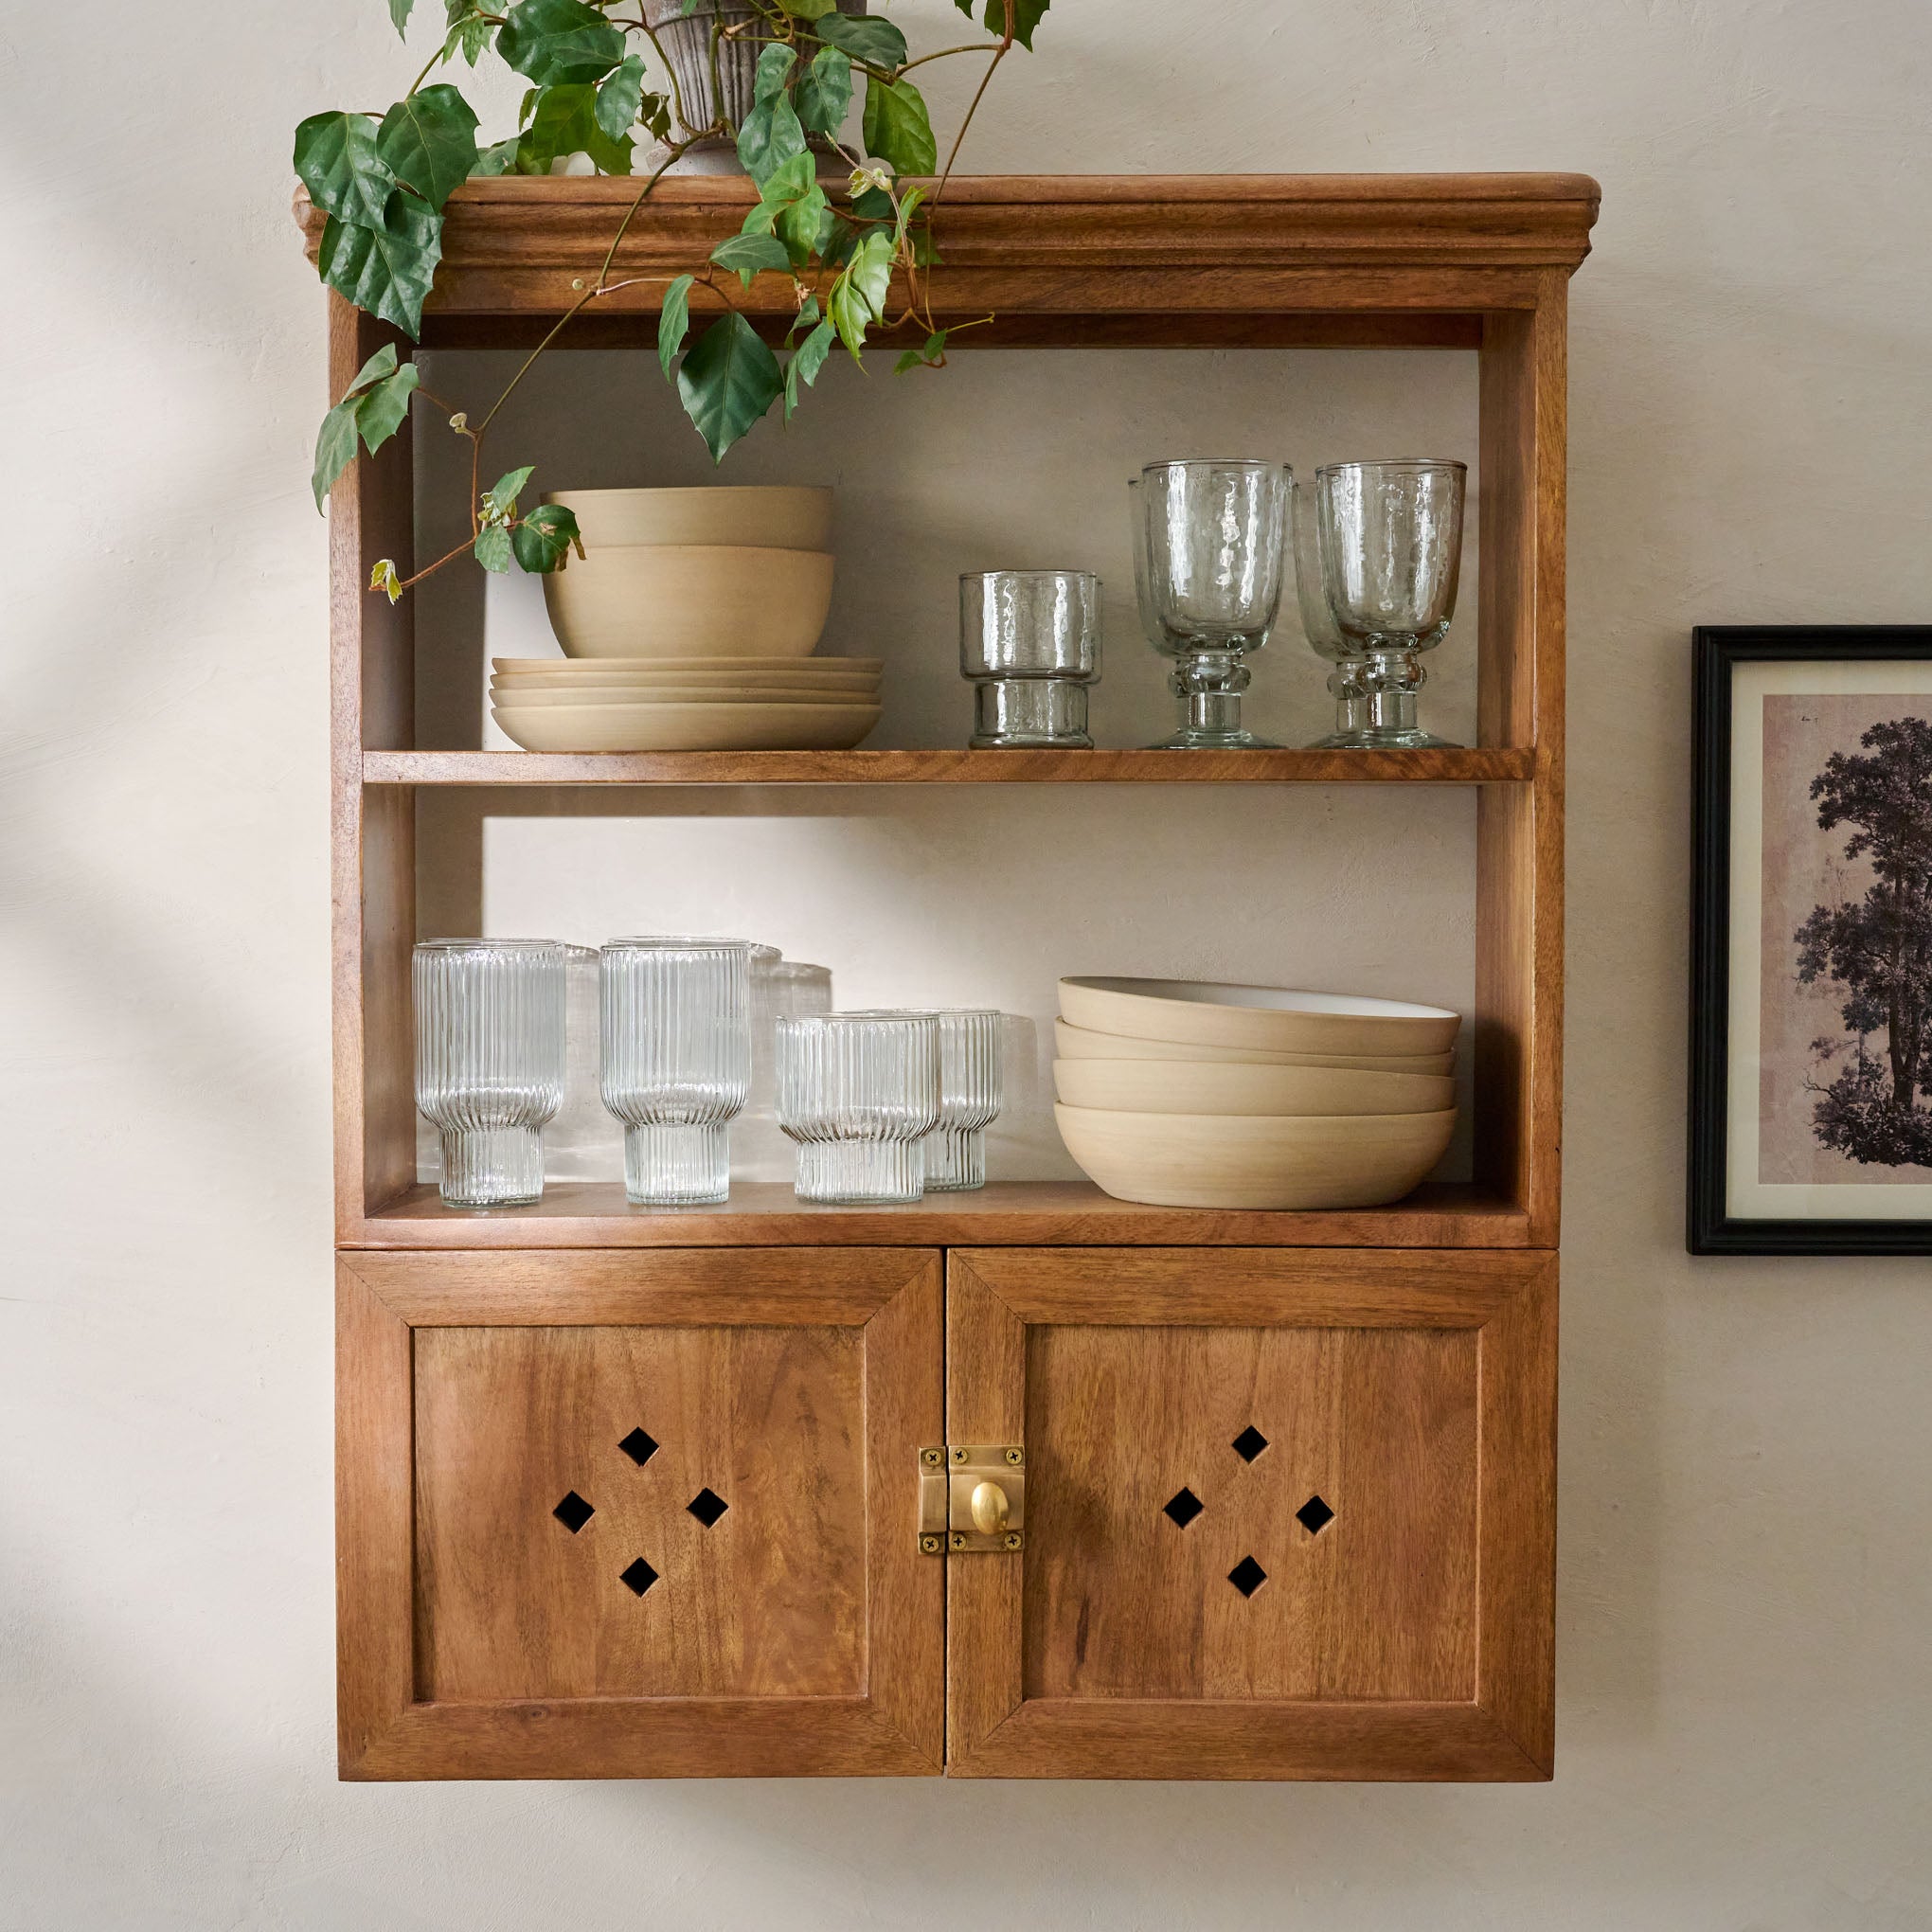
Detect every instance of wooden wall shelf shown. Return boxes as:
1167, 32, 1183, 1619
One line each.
313, 170, 1594, 1787
364, 747, 1539, 787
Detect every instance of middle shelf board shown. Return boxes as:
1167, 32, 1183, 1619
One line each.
362, 748, 1538, 787
348, 1180, 1530, 1250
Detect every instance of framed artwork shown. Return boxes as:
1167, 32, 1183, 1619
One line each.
1690, 627, 1932, 1254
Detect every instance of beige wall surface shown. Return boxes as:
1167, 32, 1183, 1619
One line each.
4, 0, 1930, 1925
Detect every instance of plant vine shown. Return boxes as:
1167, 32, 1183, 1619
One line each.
297, 0, 1050, 599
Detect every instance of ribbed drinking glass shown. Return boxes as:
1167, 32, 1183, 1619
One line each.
600, 937, 754, 1205
413, 939, 567, 1208
878, 1009, 1004, 1190
776, 1012, 939, 1204
1314, 458, 1467, 748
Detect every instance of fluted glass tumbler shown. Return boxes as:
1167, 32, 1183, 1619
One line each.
600, 937, 754, 1205
959, 570, 1101, 748
1314, 458, 1467, 748
776, 1013, 939, 1204
413, 939, 567, 1208
916, 1009, 1004, 1190
1133, 460, 1291, 749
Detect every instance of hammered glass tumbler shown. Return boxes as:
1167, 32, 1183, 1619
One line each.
1314, 458, 1467, 748
1134, 459, 1291, 749
413, 939, 567, 1208
776, 1012, 939, 1204
959, 570, 1101, 748
600, 937, 754, 1205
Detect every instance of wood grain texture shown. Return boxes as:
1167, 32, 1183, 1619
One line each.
337, 1249, 944, 1779
943, 1248, 1556, 1781
362, 747, 1538, 785
348, 1180, 1531, 1251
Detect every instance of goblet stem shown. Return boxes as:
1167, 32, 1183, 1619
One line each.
1328, 665, 1369, 740
1154, 648, 1279, 750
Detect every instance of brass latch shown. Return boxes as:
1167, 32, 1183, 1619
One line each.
917, 1444, 1026, 1553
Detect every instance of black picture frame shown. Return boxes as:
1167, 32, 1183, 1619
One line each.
1689, 625, 1932, 1254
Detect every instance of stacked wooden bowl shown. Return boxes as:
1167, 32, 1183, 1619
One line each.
492, 486, 881, 752
1053, 976, 1460, 1209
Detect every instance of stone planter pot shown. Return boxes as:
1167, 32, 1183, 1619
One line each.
643, 0, 868, 173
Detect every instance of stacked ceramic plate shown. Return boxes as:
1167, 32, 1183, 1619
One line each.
1052, 976, 1460, 1209
492, 485, 882, 753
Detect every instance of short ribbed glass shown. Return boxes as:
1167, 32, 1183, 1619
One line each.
599, 937, 754, 1205
775, 1012, 939, 1204
868, 1009, 1003, 1190
413, 939, 567, 1208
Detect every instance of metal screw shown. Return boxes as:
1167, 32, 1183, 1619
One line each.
1004, 1531, 1024, 1550
951, 1447, 969, 1463
950, 1532, 967, 1549
920, 1534, 941, 1555
921, 1448, 941, 1467
1005, 1447, 1024, 1465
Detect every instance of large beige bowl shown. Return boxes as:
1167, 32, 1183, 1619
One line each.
1051, 1017, 1454, 1075
1053, 1059, 1454, 1117
492, 660, 879, 695
1060, 976, 1460, 1057
492, 656, 882, 677
1054, 1103, 1458, 1210
493, 701, 878, 753
542, 486, 832, 551
542, 545, 834, 659
492, 682, 874, 708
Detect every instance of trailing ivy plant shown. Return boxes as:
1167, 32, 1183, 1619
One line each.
298, 0, 1049, 599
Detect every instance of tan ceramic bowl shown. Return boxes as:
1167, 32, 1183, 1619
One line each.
542, 486, 833, 551
492, 661, 879, 696
492, 682, 873, 708
492, 656, 882, 677
1059, 976, 1460, 1057
542, 546, 834, 659
1051, 1017, 1454, 1075
492, 701, 879, 753
1053, 1058, 1455, 1117
1053, 1103, 1458, 1210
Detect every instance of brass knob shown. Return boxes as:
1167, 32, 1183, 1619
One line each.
969, 1480, 1010, 1535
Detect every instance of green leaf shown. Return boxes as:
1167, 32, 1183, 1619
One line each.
793, 315, 836, 386
371, 559, 403, 602
847, 224, 893, 313
317, 204, 443, 337
735, 91, 806, 187
775, 181, 829, 267
676, 312, 782, 462
862, 75, 935, 175
596, 53, 648, 138
658, 272, 694, 380
814, 13, 907, 68
512, 503, 582, 573
778, 0, 836, 16
516, 83, 634, 174
483, 465, 535, 519
472, 136, 520, 176
496, 0, 625, 85
894, 327, 948, 375
474, 522, 515, 571
354, 360, 421, 449
794, 44, 852, 134
847, 183, 894, 222
951, 0, 1048, 49
295, 112, 397, 229
442, 1, 493, 63
709, 232, 792, 289
313, 401, 360, 511
389, 0, 415, 34
377, 85, 480, 210
342, 343, 402, 399
753, 43, 796, 102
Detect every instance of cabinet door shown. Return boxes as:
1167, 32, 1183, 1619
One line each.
945, 1247, 1555, 1780
337, 1248, 943, 1779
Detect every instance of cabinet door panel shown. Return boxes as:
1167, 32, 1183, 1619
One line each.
338, 1248, 943, 1780
946, 1247, 1554, 1781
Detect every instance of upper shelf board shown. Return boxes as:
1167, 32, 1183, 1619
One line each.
296, 172, 1601, 347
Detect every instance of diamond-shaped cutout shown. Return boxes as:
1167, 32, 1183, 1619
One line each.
1163, 1486, 1204, 1528
1296, 1494, 1335, 1535
687, 1487, 728, 1528
618, 1556, 658, 1596
552, 1490, 594, 1533
618, 1427, 659, 1466
1232, 1425, 1269, 1463
1228, 1555, 1267, 1598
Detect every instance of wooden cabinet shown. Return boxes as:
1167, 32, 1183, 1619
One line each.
337, 1243, 1551, 1780
313, 172, 1595, 1782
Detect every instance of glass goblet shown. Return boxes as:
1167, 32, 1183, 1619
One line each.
1132, 459, 1291, 750
1288, 469, 1368, 744
1314, 458, 1467, 749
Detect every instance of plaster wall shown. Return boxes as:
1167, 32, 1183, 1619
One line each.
4, 1, 1930, 1925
